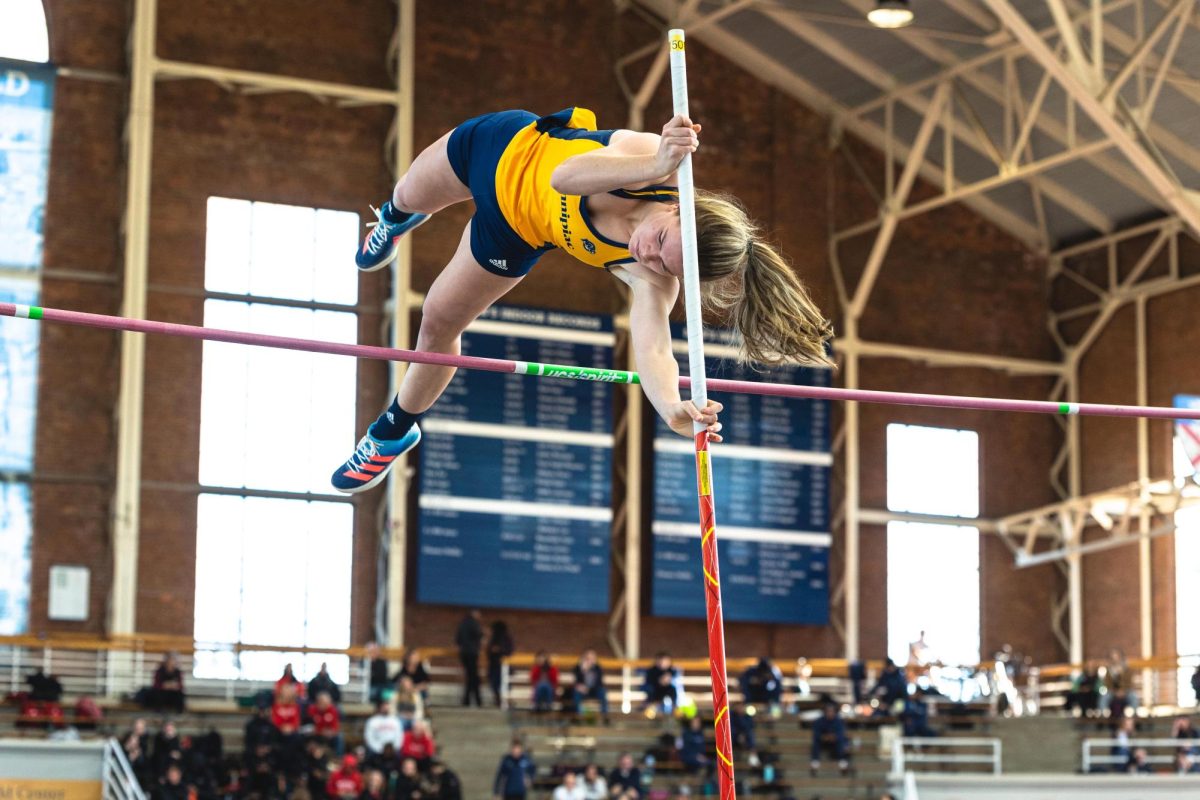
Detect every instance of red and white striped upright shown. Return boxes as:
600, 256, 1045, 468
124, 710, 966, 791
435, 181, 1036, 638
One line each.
668, 28, 736, 800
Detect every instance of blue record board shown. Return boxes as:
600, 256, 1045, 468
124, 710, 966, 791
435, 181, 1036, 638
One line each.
417, 305, 614, 613
652, 326, 832, 624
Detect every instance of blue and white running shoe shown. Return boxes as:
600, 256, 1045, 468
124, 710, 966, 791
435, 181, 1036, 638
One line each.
330, 423, 422, 493
355, 202, 430, 272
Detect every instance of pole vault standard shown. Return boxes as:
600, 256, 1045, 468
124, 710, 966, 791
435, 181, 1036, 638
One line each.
669, 28, 736, 800
3, 302, 1200, 422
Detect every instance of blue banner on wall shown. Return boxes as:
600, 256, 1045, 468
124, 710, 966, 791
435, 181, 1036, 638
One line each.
0, 57, 54, 635
652, 326, 832, 625
417, 306, 615, 613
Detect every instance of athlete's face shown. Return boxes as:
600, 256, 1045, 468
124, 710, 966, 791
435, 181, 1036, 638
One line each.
630, 206, 683, 277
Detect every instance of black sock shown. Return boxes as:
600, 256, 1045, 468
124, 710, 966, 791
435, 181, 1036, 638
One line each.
369, 396, 423, 440
382, 202, 414, 225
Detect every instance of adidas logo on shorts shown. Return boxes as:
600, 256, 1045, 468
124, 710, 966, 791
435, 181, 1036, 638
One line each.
489, 259, 508, 270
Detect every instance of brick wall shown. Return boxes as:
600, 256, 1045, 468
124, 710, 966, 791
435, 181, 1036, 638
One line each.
27, 1, 1130, 666
1072, 242, 1200, 661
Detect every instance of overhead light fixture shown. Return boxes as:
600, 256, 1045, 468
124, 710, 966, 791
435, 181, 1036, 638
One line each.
867, 0, 915, 29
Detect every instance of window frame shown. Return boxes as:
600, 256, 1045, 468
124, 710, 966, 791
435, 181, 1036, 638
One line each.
192, 197, 361, 682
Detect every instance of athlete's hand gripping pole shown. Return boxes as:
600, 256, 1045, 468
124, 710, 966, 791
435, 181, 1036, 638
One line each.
668, 28, 736, 800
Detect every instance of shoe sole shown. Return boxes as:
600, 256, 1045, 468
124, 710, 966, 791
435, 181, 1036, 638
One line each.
333, 466, 393, 494
357, 215, 430, 273
332, 429, 422, 494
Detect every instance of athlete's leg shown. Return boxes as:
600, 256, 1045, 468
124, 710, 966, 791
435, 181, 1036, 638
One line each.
396, 222, 524, 412
391, 130, 472, 214
356, 130, 471, 271
332, 223, 522, 494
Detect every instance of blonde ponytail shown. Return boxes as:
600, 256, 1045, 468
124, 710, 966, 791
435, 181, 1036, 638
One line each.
692, 191, 834, 367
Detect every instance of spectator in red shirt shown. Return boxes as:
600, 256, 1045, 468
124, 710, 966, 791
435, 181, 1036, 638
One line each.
531, 651, 559, 712
326, 753, 365, 799
309, 690, 343, 755
275, 663, 307, 702
400, 718, 438, 772
271, 682, 302, 736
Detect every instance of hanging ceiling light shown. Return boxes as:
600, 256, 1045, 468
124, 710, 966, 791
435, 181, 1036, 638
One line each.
867, 0, 915, 29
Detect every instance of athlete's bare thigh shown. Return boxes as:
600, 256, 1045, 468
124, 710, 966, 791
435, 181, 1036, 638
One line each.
392, 130, 473, 214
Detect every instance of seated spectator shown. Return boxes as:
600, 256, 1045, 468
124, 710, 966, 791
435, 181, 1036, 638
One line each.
740, 658, 783, 711
607, 753, 641, 800
361, 768, 388, 800
1175, 750, 1200, 775
1111, 717, 1134, 770
244, 706, 277, 755
554, 770, 587, 800
1108, 687, 1131, 722
272, 682, 306, 775
366, 642, 391, 705
152, 763, 188, 800
729, 702, 759, 767
1172, 715, 1199, 755
400, 718, 438, 772
642, 653, 680, 714
271, 682, 303, 737
244, 741, 279, 796
870, 659, 908, 713
580, 763, 607, 800
428, 759, 463, 800
572, 650, 610, 720
276, 662, 307, 702
531, 651, 559, 712
308, 661, 342, 706
304, 737, 333, 796
154, 720, 182, 774
810, 702, 850, 777
121, 718, 149, 780
494, 739, 536, 800
794, 657, 814, 702
395, 756, 426, 800
1106, 647, 1139, 710
900, 691, 937, 738
1125, 747, 1152, 774
309, 690, 343, 755
26, 667, 63, 702
1065, 662, 1102, 717
1192, 665, 1200, 705
73, 696, 102, 730
364, 701, 404, 759
152, 653, 186, 714
178, 735, 215, 794
327, 753, 365, 799
394, 650, 433, 702
678, 716, 712, 777
368, 742, 400, 780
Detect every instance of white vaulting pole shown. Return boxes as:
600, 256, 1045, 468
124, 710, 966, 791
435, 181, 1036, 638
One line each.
668, 28, 736, 800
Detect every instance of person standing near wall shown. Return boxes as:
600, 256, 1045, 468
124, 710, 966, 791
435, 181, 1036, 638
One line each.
456, 609, 484, 707
487, 620, 515, 707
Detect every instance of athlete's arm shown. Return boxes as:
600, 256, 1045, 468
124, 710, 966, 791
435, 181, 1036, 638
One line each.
624, 266, 723, 442
549, 115, 701, 196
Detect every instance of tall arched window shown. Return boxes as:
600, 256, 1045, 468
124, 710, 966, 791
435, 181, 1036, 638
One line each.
0, 0, 50, 635
0, 0, 49, 63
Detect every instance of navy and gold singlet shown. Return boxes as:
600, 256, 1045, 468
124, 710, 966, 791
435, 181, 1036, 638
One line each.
445, 106, 677, 277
